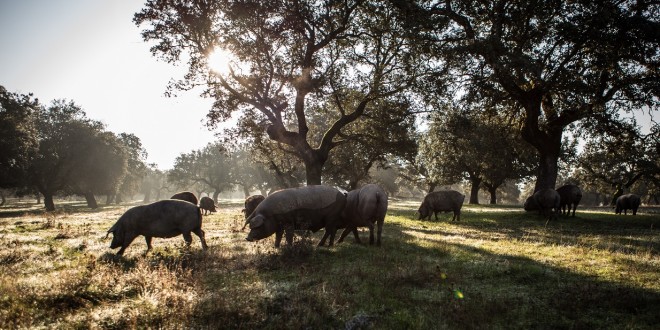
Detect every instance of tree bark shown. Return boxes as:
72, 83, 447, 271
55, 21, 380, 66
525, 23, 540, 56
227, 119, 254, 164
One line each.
468, 176, 482, 204
143, 190, 152, 202
520, 106, 564, 192
84, 192, 98, 209
427, 182, 437, 194
349, 179, 359, 191
44, 193, 55, 211
304, 158, 324, 186
488, 186, 497, 204
213, 191, 220, 203
533, 151, 560, 192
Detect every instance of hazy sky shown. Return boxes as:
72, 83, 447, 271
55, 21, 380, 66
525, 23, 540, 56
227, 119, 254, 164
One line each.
0, 0, 219, 170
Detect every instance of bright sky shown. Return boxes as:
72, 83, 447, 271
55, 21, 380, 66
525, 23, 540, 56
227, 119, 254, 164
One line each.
0, 0, 219, 170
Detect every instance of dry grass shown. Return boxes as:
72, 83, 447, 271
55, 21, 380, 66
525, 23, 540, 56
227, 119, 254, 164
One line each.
0, 199, 658, 329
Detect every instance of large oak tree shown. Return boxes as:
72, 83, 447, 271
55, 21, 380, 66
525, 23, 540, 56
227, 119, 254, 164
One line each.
135, 0, 426, 184
394, 0, 659, 191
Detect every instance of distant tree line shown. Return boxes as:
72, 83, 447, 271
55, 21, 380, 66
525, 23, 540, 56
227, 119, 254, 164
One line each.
0, 86, 148, 211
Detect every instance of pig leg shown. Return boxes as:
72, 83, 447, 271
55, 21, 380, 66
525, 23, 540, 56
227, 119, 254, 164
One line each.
193, 228, 208, 250
376, 219, 383, 247
325, 221, 338, 247
284, 227, 294, 246
318, 226, 338, 246
145, 236, 153, 253
182, 231, 193, 248
337, 227, 361, 244
274, 229, 284, 247
319, 231, 331, 246
336, 228, 349, 243
351, 228, 361, 243
368, 223, 375, 245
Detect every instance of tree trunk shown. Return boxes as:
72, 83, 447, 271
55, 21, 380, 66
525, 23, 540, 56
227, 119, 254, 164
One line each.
105, 194, 114, 205
610, 187, 624, 206
305, 159, 323, 185
84, 192, 98, 209
468, 176, 482, 204
427, 182, 437, 194
115, 194, 123, 204
143, 190, 152, 202
44, 193, 55, 211
534, 151, 560, 192
519, 96, 565, 193
488, 186, 497, 204
242, 185, 250, 198
213, 191, 220, 203
349, 179, 359, 191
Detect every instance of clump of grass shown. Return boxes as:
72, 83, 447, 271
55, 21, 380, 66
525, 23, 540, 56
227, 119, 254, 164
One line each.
0, 247, 25, 266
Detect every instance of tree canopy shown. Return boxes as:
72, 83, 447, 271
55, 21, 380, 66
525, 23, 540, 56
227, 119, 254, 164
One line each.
0, 86, 38, 189
135, 0, 428, 184
394, 0, 660, 191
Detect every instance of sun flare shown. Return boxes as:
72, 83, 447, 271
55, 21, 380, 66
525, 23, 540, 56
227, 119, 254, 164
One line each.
207, 47, 233, 75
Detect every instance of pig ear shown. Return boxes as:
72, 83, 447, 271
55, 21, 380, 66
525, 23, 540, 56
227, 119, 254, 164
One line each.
106, 223, 118, 239
249, 215, 264, 229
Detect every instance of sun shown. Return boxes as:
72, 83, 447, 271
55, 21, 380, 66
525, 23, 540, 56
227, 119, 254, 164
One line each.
207, 46, 233, 75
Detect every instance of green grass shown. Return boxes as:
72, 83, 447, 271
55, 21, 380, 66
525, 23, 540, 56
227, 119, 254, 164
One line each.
0, 200, 658, 329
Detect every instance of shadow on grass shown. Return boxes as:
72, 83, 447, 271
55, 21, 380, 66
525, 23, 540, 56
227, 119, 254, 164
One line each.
183, 209, 660, 329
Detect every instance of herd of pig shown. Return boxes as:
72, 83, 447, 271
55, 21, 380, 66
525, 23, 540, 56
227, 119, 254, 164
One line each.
105, 184, 642, 256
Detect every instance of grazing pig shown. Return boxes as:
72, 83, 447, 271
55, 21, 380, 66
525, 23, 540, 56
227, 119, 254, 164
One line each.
244, 185, 346, 247
524, 188, 561, 221
334, 184, 388, 246
199, 196, 217, 215
170, 191, 198, 205
417, 190, 465, 221
242, 194, 265, 219
615, 194, 641, 215
556, 184, 582, 217
106, 199, 208, 255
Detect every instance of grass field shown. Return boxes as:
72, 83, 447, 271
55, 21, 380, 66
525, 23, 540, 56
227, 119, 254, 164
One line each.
1, 199, 658, 329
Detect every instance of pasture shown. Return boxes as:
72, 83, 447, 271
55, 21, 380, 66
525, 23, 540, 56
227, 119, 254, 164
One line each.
1, 199, 658, 329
